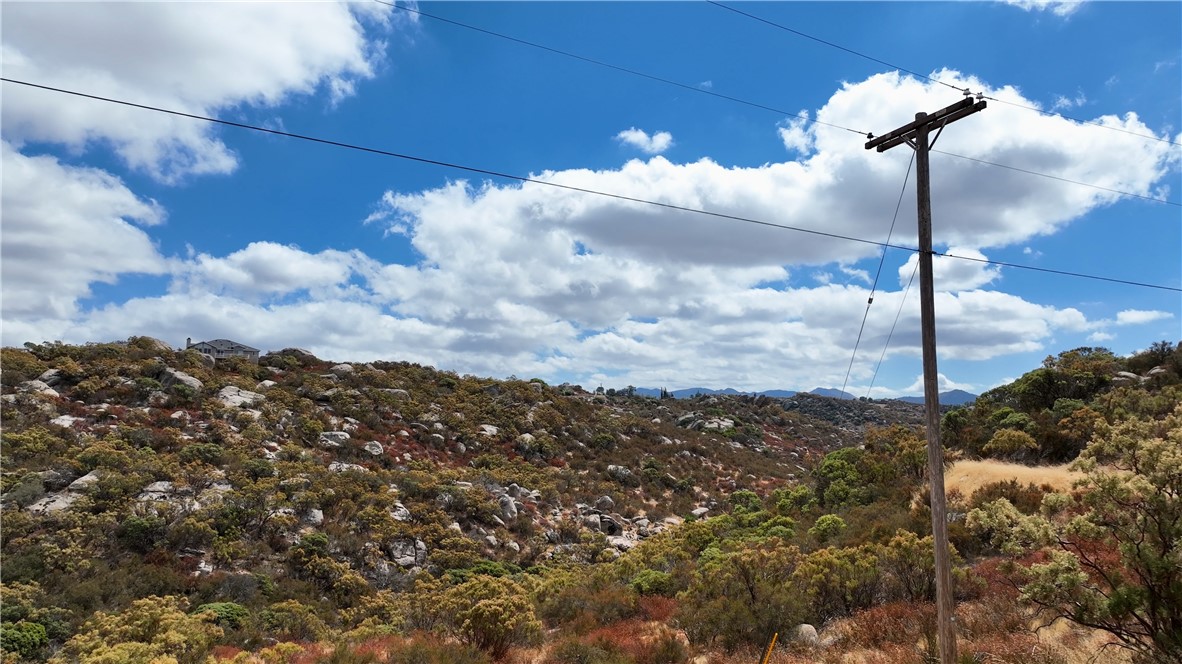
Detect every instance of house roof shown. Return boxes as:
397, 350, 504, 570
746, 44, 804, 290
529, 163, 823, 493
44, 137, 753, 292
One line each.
193, 339, 260, 353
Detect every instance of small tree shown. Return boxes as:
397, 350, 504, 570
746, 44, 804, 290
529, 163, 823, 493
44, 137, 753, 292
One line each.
982, 428, 1038, 459
440, 576, 541, 660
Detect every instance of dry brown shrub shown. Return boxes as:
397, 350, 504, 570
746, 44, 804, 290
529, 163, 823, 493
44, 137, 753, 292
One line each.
838, 601, 936, 650
957, 593, 1030, 640
209, 645, 247, 660
638, 596, 678, 622
961, 632, 1064, 664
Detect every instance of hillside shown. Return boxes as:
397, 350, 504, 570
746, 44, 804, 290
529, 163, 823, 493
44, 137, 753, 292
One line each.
1, 338, 1179, 664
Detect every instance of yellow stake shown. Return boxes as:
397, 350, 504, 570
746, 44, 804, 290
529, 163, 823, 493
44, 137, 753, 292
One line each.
759, 632, 778, 664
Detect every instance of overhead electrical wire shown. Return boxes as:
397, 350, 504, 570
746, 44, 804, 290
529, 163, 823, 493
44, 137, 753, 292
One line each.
372, 0, 868, 137
376, 0, 1180, 207
929, 149, 1173, 205
3, 77, 1179, 295
706, 0, 1178, 147
839, 152, 915, 400
865, 260, 920, 400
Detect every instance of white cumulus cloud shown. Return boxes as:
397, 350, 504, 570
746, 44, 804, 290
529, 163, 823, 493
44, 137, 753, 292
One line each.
0, 142, 167, 322
1, 1, 391, 182
615, 128, 674, 155
1115, 309, 1173, 326
999, 0, 1084, 17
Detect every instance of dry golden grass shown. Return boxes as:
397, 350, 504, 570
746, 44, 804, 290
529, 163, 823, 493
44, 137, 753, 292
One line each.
945, 459, 1080, 499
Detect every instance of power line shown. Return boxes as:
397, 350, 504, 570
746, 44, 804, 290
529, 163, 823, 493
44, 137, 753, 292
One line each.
930, 149, 1175, 205
707, 0, 1178, 147
840, 151, 914, 399
706, 0, 963, 95
865, 259, 920, 400
378, 1, 1180, 206
375, 0, 868, 137
3, 77, 1178, 294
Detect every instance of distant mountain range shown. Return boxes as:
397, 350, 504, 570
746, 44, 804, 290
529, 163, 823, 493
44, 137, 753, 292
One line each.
631, 386, 976, 405
896, 389, 978, 406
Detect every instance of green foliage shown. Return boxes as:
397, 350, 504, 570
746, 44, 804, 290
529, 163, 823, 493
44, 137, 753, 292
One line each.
0, 349, 47, 386
194, 602, 250, 630
1, 620, 48, 659
178, 442, 224, 465
117, 515, 168, 553
727, 489, 760, 514
793, 545, 880, 622
3, 474, 46, 508
630, 570, 674, 597
259, 600, 328, 642
50, 595, 221, 664
808, 514, 847, 543
676, 538, 803, 651
440, 576, 542, 659
982, 428, 1038, 459
2, 428, 72, 464
815, 449, 869, 508
772, 485, 815, 514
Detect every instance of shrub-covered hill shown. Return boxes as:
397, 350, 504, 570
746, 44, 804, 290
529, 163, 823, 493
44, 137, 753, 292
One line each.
1, 338, 1179, 664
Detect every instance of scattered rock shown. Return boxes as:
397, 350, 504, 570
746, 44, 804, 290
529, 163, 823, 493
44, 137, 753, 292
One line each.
68, 471, 102, 492
363, 441, 384, 456
330, 363, 354, 374
269, 348, 318, 362
388, 537, 427, 567
607, 535, 636, 551
391, 503, 411, 521
328, 462, 367, 473
216, 386, 264, 408
50, 415, 82, 428
498, 494, 518, 521
595, 495, 615, 512
790, 623, 819, 646
37, 369, 64, 387
37, 469, 76, 492
599, 515, 622, 536
606, 465, 635, 484
255, 380, 277, 391
18, 380, 59, 398
319, 431, 351, 448
478, 424, 499, 437
158, 367, 204, 392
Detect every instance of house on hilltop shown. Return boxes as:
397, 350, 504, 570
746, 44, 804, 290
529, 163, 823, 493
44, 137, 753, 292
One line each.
185, 338, 260, 364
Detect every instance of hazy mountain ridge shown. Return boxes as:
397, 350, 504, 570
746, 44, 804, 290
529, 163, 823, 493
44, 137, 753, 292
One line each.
636, 386, 977, 403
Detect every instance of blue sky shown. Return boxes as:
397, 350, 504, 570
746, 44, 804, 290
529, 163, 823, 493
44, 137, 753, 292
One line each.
2, 0, 1179, 397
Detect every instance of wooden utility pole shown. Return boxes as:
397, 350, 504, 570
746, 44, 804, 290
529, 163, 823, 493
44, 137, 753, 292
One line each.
865, 95, 985, 664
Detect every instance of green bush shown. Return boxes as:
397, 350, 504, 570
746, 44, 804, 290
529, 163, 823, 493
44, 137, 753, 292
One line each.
178, 442, 224, 465
194, 602, 250, 629
1, 620, 48, 659
630, 570, 673, 597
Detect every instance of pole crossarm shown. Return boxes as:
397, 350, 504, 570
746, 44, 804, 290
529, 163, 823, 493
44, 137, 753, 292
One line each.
865, 98, 986, 152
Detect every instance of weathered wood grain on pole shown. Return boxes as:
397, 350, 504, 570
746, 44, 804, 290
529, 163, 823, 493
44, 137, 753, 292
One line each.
865, 97, 985, 664
913, 111, 958, 664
